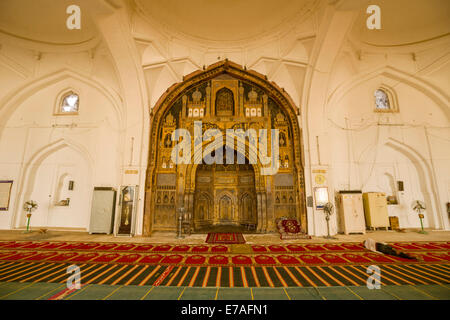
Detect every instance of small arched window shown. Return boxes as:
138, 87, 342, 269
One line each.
60, 92, 79, 113
215, 87, 234, 116
374, 89, 390, 110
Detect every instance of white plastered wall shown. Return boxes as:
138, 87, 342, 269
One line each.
323, 59, 450, 233
0, 1, 448, 236
0, 45, 125, 231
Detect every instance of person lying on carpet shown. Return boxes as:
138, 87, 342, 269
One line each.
363, 238, 418, 260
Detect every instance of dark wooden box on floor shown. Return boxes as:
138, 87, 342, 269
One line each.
389, 216, 400, 230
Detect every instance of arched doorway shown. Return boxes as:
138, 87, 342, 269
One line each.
144, 60, 306, 235
193, 149, 257, 232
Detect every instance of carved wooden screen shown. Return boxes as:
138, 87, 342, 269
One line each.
215, 87, 234, 116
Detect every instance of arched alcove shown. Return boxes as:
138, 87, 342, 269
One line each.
12, 139, 93, 230
385, 139, 443, 229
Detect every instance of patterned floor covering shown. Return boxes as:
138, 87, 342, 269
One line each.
1, 282, 449, 300
0, 240, 449, 288
205, 232, 246, 244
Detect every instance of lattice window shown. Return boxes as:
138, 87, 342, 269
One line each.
374, 89, 390, 110
60, 91, 79, 113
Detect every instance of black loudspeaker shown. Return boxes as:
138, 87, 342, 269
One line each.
397, 181, 404, 191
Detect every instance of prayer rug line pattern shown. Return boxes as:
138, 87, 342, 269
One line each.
0, 261, 449, 287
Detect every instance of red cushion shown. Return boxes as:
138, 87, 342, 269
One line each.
280, 219, 301, 234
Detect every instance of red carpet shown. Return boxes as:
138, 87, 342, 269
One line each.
1, 240, 449, 253
0, 240, 449, 287
205, 232, 245, 244
0, 240, 449, 266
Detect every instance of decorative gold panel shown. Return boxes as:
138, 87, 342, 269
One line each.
144, 60, 306, 235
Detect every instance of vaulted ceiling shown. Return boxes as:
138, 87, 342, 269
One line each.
133, 0, 319, 45
0, 0, 448, 110
0, 0, 97, 46
1, 0, 447, 52
350, 0, 450, 47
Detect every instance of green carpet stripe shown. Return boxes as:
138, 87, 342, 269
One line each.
387, 264, 436, 285
142, 266, 166, 286
165, 266, 182, 286
349, 265, 396, 286
309, 266, 341, 286
0, 261, 18, 272
185, 266, 199, 286
0, 262, 38, 278
426, 264, 450, 276
406, 265, 443, 280
275, 267, 296, 287
16, 263, 67, 283
114, 265, 145, 285
232, 267, 243, 287
74, 264, 107, 283
81, 264, 120, 284
183, 267, 198, 286
434, 264, 450, 271
69, 264, 104, 283
0, 258, 448, 288
299, 266, 328, 286
413, 264, 450, 282
379, 265, 419, 285
333, 266, 366, 286
129, 265, 157, 286
317, 266, 351, 286
392, 264, 444, 284
265, 267, 282, 287
244, 267, 257, 287
254, 267, 270, 287
71, 264, 106, 284
188, 265, 201, 287
321, 266, 354, 286
168, 267, 187, 287
49, 264, 77, 283
206, 267, 218, 287
158, 266, 180, 286
101, 265, 135, 285
118, 265, 145, 285
0, 262, 47, 281
19, 263, 65, 283
193, 267, 207, 287
2, 262, 56, 282
0, 262, 29, 277
220, 267, 229, 287
287, 267, 313, 287
34, 263, 71, 283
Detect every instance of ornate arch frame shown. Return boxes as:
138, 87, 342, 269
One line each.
144, 60, 306, 235
184, 133, 264, 193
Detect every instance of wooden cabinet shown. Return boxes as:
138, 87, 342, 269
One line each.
337, 191, 366, 234
363, 192, 389, 229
